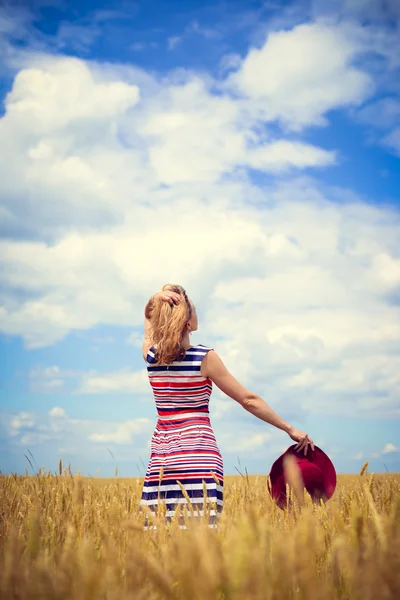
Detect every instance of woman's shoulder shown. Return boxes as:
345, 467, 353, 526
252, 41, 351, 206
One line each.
191, 344, 214, 354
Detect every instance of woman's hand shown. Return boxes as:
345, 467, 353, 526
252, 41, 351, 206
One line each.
288, 428, 315, 455
154, 290, 182, 306
145, 290, 182, 318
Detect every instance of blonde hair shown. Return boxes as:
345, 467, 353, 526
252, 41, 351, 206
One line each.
150, 284, 193, 366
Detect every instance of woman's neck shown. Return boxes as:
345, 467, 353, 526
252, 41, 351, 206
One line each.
181, 333, 192, 350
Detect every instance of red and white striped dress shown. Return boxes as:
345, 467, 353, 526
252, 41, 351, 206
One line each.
140, 344, 224, 529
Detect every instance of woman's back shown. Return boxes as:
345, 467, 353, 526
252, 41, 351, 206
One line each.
146, 344, 213, 418
142, 342, 223, 529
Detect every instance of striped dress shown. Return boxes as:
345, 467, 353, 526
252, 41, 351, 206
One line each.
140, 344, 224, 529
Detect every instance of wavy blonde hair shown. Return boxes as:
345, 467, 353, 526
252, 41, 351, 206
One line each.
150, 284, 193, 366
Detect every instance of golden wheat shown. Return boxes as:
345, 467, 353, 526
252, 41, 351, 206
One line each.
0, 471, 399, 599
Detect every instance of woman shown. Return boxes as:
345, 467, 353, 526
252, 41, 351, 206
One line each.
140, 284, 314, 529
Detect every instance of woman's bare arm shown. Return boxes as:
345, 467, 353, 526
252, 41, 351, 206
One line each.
202, 350, 314, 453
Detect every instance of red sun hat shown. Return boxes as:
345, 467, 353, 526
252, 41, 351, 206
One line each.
268, 445, 337, 509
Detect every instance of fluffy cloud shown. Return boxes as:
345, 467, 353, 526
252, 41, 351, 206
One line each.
0, 21, 369, 239
245, 140, 336, 171
49, 407, 66, 417
5, 57, 140, 132
88, 418, 151, 444
136, 78, 336, 185
76, 368, 150, 395
382, 442, 397, 454
0, 16, 399, 428
228, 21, 373, 130
29, 366, 67, 393
9, 407, 70, 446
4, 406, 152, 451
372, 442, 399, 459
10, 411, 35, 435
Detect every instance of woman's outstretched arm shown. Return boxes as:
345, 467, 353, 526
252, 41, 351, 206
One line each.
202, 350, 314, 454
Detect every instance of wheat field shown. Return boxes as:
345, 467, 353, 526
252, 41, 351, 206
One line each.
1, 464, 399, 600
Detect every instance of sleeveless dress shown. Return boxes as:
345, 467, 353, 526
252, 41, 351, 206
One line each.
140, 344, 224, 529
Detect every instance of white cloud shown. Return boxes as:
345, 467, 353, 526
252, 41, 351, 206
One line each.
228, 21, 373, 130
212, 416, 284, 456
246, 140, 336, 171
5, 57, 139, 132
10, 411, 35, 435
8, 407, 69, 445
88, 418, 151, 444
49, 407, 66, 418
372, 442, 398, 458
20, 432, 52, 445
137, 77, 336, 185
126, 331, 143, 348
28, 365, 78, 393
3, 407, 152, 457
372, 253, 400, 285
0, 19, 399, 425
354, 452, 363, 460
231, 431, 273, 453
0, 49, 345, 232
76, 368, 150, 394
212, 397, 235, 421
29, 366, 64, 392
382, 442, 397, 454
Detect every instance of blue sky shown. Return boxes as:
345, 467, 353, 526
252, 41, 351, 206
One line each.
1, 0, 400, 477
